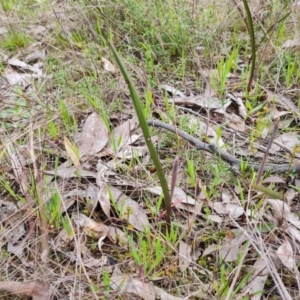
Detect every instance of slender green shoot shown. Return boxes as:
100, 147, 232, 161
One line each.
108, 41, 172, 229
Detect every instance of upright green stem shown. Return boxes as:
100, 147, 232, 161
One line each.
108, 41, 172, 229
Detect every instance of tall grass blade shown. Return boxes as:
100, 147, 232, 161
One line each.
242, 0, 256, 92
108, 41, 172, 229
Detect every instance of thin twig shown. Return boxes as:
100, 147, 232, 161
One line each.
147, 119, 300, 174
256, 117, 280, 183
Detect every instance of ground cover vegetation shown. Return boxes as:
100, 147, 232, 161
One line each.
1, 0, 300, 299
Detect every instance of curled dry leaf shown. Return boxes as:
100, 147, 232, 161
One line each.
227, 93, 247, 119
72, 213, 109, 251
77, 112, 108, 158
111, 274, 182, 300
276, 239, 295, 271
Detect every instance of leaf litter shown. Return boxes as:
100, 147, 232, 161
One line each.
3, 1, 300, 299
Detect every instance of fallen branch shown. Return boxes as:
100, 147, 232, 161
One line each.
147, 119, 300, 174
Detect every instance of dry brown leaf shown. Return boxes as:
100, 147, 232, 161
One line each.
227, 93, 247, 119
0, 280, 51, 300
267, 90, 300, 116
171, 95, 229, 110
5, 58, 43, 86
147, 186, 202, 214
262, 176, 285, 184
0, 200, 31, 266
238, 257, 269, 300
219, 231, 248, 262
202, 244, 223, 256
78, 112, 108, 158
45, 167, 97, 178
179, 241, 191, 272
111, 274, 182, 300
288, 225, 300, 244
82, 255, 109, 268
108, 185, 149, 231
111, 118, 137, 152
206, 214, 223, 223
72, 213, 109, 251
271, 132, 300, 152
98, 184, 111, 218
7, 145, 29, 195
224, 112, 247, 132
267, 199, 290, 221
161, 84, 186, 97
276, 239, 295, 270
221, 188, 236, 203
115, 145, 148, 159
24, 48, 46, 63
211, 202, 244, 219
282, 39, 300, 49
172, 186, 196, 205
64, 136, 81, 168
101, 57, 116, 73
108, 226, 130, 248
285, 188, 298, 205
0, 27, 8, 35
287, 213, 300, 230
86, 183, 99, 212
